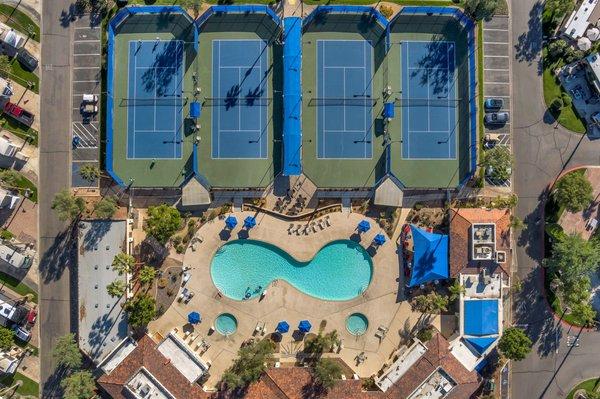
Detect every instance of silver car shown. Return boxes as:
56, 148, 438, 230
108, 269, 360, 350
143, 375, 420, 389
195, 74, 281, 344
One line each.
484, 112, 509, 125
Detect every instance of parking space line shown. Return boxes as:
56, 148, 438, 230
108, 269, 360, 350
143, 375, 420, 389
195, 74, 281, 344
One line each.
73, 80, 100, 83
483, 28, 509, 32
73, 39, 100, 43
484, 68, 509, 72
74, 53, 101, 56
485, 81, 510, 84
484, 41, 509, 45
485, 55, 509, 58
73, 66, 100, 70
75, 26, 99, 30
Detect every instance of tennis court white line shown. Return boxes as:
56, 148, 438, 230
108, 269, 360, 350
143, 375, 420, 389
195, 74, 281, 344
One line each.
219, 65, 260, 69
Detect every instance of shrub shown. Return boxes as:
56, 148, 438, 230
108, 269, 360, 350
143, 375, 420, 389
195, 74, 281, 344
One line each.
416, 327, 433, 342
553, 170, 593, 213
379, 4, 393, 19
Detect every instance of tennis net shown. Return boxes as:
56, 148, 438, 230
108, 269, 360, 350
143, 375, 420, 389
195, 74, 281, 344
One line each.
307, 97, 379, 107
393, 98, 461, 107
119, 97, 187, 106
202, 97, 272, 106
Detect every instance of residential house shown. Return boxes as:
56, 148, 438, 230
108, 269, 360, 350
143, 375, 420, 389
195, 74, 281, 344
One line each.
0, 188, 19, 210
0, 24, 25, 57
0, 243, 32, 269
563, 0, 600, 40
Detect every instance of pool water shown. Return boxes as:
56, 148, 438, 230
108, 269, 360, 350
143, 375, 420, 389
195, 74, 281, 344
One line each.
215, 313, 238, 335
346, 313, 369, 336
210, 239, 373, 301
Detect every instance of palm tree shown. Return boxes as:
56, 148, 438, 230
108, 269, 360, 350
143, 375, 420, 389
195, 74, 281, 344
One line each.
448, 280, 466, 301
79, 164, 100, 183
138, 266, 156, 285
112, 253, 135, 275
106, 280, 126, 298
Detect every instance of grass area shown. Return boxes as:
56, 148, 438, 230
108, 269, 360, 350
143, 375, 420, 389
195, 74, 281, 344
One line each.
0, 5, 39, 42
14, 339, 38, 356
567, 378, 600, 399
542, 50, 587, 134
4, 170, 37, 203
0, 116, 38, 147
9, 60, 39, 94
0, 271, 37, 303
0, 372, 39, 397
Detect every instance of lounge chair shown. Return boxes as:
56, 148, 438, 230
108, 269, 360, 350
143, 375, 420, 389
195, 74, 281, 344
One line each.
324, 217, 331, 227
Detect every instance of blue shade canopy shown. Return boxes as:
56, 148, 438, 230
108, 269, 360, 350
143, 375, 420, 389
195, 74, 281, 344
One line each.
282, 17, 302, 176
374, 233, 386, 245
188, 311, 201, 324
383, 102, 395, 118
358, 220, 371, 232
464, 299, 499, 336
190, 101, 201, 118
298, 320, 312, 333
225, 216, 238, 229
276, 321, 290, 333
465, 336, 497, 355
408, 225, 449, 287
244, 216, 257, 229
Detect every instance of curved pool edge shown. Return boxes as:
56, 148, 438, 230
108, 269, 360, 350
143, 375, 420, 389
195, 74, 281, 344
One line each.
209, 238, 374, 303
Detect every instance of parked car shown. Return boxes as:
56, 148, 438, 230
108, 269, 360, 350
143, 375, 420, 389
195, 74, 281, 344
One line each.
81, 103, 98, 114
16, 48, 38, 72
2, 102, 34, 127
484, 112, 509, 125
12, 325, 30, 342
484, 98, 503, 110
26, 308, 37, 328
82, 94, 98, 103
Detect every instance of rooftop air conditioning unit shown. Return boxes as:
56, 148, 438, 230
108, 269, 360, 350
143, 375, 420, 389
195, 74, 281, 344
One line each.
496, 251, 506, 263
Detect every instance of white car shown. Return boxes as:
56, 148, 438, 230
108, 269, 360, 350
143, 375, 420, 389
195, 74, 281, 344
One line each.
82, 94, 98, 103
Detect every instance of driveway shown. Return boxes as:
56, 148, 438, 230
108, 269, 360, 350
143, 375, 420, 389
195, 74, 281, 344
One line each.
511, 0, 600, 398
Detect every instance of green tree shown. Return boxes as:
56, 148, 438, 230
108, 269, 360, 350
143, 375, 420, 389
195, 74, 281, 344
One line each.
482, 146, 512, 182
51, 189, 85, 222
413, 292, 449, 315
570, 302, 597, 327
221, 339, 275, 390
106, 279, 126, 298
112, 252, 135, 275
561, 93, 573, 108
547, 39, 568, 60
448, 280, 466, 301
144, 204, 182, 244
304, 330, 340, 356
0, 326, 14, 351
498, 327, 532, 361
94, 196, 118, 219
61, 370, 96, 399
564, 47, 585, 64
52, 333, 82, 370
0, 170, 20, 189
553, 171, 593, 213
79, 164, 100, 183
179, 0, 203, 18
464, 0, 498, 21
138, 265, 157, 285
545, 0, 575, 24
545, 234, 600, 291
312, 358, 341, 390
124, 294, 157, 328
510, 215, 525, 230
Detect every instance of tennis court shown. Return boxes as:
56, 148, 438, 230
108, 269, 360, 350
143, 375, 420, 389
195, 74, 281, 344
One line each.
211, 39, 269, 159
401, 40, 457, 160
316, 39, 373, 159
126, 39, 184, 159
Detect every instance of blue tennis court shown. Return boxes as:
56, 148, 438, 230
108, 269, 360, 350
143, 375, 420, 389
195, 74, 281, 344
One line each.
211, 39, 269, 159
401, 40, 457, 160
126, 40, 184, 159
317, 40, 373, 159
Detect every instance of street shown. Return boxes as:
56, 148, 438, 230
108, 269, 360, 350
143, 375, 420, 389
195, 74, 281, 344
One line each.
511, 0, 600, 397
39, 0, 77, 397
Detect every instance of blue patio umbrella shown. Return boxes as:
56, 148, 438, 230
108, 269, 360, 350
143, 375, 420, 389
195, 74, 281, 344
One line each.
276, 321, 290, 333
358, 220, 371, 233
188, 311, 201, 324
225, 215, 238, 229
244, 216, 257, 229
298, 320, 312, 333
374, 233, 386, 246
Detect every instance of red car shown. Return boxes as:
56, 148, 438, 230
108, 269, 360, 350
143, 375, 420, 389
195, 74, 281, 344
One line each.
26, 308, 37, 328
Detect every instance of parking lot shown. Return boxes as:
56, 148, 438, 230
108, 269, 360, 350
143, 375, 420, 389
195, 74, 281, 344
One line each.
483, 16, 512, 186
71, 15, 100, 188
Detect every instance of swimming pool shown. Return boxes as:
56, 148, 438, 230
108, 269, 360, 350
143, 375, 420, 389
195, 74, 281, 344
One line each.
346, 313, 369, 336
210, 239, 373, 301
215, 313, 238, 335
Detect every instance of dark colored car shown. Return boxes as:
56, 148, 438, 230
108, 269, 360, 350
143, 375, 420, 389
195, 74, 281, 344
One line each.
484, 112, 510, 125
17, 48, 38, 72
484, 98, 503, 110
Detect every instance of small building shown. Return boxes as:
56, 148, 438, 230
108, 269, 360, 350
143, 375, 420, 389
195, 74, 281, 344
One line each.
563, 0, 600, 40
0, 188, 19, 210
0, 351, 18, 375
0, 243, 32, 269
585, 53, 600, 95
77, 220, 128, 364
0, 137, 19, 158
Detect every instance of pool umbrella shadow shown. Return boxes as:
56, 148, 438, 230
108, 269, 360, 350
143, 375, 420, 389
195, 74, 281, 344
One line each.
350, 232, 362, 243
237, 230, 250, 240
219, 230, 231, 241
292, 330, 306, 341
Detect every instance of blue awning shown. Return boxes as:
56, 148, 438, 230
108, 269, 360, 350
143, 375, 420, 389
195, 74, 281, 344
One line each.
188, 311, 201, 324
225, 216, 238, 229
298, 320, 312, 333
190, 101, 201, 118
464, 299, 499, 336
383, 102, 395, 118
244, 216, 257, 229
465, 336, 497, 355
358, 220, 371, 232
282, 17, 302, 176
276, 321, 290, 333
408, 225, 449, 287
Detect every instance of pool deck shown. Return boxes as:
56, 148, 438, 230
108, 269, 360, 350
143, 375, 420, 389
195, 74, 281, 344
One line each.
149, 211, 437, 388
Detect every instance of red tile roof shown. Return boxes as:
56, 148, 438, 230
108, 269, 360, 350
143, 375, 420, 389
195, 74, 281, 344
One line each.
449, 208, 512, 278
97, 335, 210, 399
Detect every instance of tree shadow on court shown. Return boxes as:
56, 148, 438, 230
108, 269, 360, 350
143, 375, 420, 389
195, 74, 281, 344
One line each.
410, 41, 452, 97
141, 40, 183, 97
